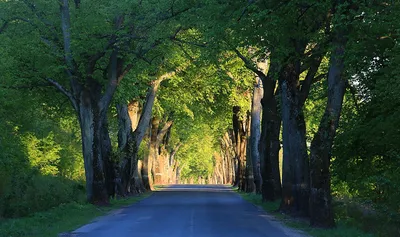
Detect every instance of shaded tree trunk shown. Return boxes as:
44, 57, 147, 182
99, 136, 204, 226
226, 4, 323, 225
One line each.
258, 60, 282, 202
232, 106, 249, 191
279, 61, 309, 216
309, 15, 348, 227
78, 89, 109, 204
116, 104, 141, 196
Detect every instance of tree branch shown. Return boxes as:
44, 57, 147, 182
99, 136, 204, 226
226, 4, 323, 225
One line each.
299, 55, 324, 107
59, 0, 75, 78
100, 49, 118, 111
233, 49, 266, 79
157, 121, 174, 144
45, 78, 78, 111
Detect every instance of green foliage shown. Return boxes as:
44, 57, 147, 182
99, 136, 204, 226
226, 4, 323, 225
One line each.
0, 88, 85, 218
177, 124, 216, 180
22, 132, 62, 175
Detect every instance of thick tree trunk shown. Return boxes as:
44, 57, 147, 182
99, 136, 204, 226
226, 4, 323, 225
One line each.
146, 117, 159, 189
270, 91, 282, 200
259, 61, 282, 202
78, 89, 109, 205
221, 150, 227, 184
250, 77, 263, 194
116, 104, 144, 196
279, 62, 309, 216
101, 116, 114, 198
309, 31, 347, 228
117, 77, 163, 194
222, 132, 234, 184
245, 136, 255, 192
232, 106, 248, 191
142, 136, 152, 189
168, 143, 181, 184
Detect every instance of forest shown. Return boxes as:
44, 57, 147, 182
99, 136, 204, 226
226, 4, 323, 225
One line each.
0, 0, 399, 236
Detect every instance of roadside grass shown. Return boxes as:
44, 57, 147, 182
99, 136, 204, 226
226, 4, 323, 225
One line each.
0, 192, 152, 237
237, 190, 375, 237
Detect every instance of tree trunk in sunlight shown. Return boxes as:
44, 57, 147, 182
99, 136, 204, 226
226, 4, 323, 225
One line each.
146, 117, 159, 189
116, 103, 142, 196
222, 132, 234, 184
250, 77, 263, 194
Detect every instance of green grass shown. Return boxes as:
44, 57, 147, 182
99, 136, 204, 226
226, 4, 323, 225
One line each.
0, 193, 152, 237
237, 191, 374, 237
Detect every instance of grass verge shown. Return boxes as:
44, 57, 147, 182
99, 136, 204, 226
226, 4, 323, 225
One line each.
237, 191, 374, 237
0, 192, 152, 237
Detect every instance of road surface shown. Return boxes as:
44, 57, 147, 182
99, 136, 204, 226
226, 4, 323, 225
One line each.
70, 185, 305, 237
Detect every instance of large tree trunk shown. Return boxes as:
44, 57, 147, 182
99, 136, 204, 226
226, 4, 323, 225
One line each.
153, 120, 173, 185
101, 116, 114, 198
232, 106, 249, 191
78, 89, 109, 205
142, 136, 152, 190
245, 136, 255, 192
117, 77, 163, 194
259, 61, 282, 202
221, 132, 234, 184
145, 117, 159, 190
309, 24, 347, 228
116, 104, 142, 196
168, 143, 181, 184
279, 62, 309, 216
250, 77, 263, 194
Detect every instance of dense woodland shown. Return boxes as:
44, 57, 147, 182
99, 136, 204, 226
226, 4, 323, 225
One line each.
0, 0, 399, 236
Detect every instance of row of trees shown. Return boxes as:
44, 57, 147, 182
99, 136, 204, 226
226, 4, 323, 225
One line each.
1, 0, 399, 233
206, 0, 399, 230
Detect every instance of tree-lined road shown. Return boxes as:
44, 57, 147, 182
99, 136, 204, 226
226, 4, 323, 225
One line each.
71, 185, 304, 237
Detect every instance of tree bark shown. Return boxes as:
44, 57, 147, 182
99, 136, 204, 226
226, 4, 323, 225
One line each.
279, 61, 309, 216
78, 88, 109, 204
153, 120, 174, 185
168, 143, 181, 183
116, 103, 144, 196
117, 77, 164, 194
250, 77, 263, 194
147, 117, 160, 189
232, 107, 243, 189
309, 10, 348, 227
221, 132, 234, 184
258, 60, 282, 202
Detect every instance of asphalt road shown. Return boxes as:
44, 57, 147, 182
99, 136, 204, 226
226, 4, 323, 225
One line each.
71, 185, 305, 237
